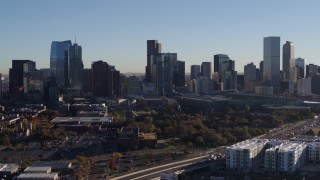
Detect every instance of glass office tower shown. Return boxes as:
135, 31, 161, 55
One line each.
263, 36, 280, 90
50, 40, 72, 87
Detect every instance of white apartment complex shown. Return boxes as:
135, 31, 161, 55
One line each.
307, 142, 320, 162
265, 142, 307, 173
225, 139, 320, 173
226, 139, 268, 172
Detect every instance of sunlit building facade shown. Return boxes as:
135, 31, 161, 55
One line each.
263, 37, 280, 91
50, 40, 72, 87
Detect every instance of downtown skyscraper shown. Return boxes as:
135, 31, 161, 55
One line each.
150, 53, 177, 95
201, 62, 212, 79
92, 60, 120, 97
190, 65, 201, 80
50, 40, 72, 87
68, 43, 83, 89
263, 36, 280, 90
295, 58, 306, 79
146, 40, 161, 83
9, 60, 36, 95
282, 41, 295, 81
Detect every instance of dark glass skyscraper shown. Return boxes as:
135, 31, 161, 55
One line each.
146, 40, 161, 82
50, 40, 72, 87
68, 43, 83, 89
92, 60, 120, 97
9, 60, 36, 95
173, 60, 185, 87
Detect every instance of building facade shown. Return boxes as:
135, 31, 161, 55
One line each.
282, 41, 295, 81
306, 64, 318, 78
173, 60, 185, 88
263, 37, 280, 91
68, 43, 83, 89
190, 65, 201, 80
9, 60, 36, 95
226, 139, 268, 172
50, 40, 72, 87
92, 60, 120, 98
201, 62, 212, 79
295, 58, 306, 79
146, 40, 161, 83
150, 53, 177, 95
297, 78, 311, 95
244, 62, 257, 92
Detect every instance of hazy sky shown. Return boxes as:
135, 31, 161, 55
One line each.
1, 0, 320, 74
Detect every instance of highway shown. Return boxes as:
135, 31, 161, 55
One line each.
261, 118, 318, 140
111, 155, 208, 180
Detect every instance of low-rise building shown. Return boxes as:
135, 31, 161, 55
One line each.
17, 173, 59, 180
0, 163, 19, 179
24, 166, 51, 174
139, 133, 157, 149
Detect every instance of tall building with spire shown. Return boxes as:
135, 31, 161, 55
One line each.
50, 40, 72, 87
68, 43, 83, 89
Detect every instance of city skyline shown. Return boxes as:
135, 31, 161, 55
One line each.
2, 1, 320, 74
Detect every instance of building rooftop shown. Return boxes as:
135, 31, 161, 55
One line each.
228, 139, 269, 150
34, 161, 72, 169
0, 163, 19, 173
51, 117, 112, 124
17, 173, 58, 179
278, 142, 307, 153
307, 142, 320, 147
139, 133, 157, 140
24, 166, 51, 173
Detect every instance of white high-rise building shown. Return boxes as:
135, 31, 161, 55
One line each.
263, 37, 280, 91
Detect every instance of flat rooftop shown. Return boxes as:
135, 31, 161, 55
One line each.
24, 166, 51, 172
17, 173, 58, 179
278, 142, 307, 153
51, 117, 113, 124
228, 139, 269, 150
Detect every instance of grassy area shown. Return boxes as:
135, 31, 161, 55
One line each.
135, 110, 158, 115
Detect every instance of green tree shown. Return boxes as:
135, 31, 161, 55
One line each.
195, 136, 205, 146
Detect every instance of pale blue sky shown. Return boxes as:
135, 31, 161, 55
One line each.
1, 0, 320, 74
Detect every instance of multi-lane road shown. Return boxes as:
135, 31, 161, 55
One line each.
111, 155, 208, 180
261, 118, 319, 140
